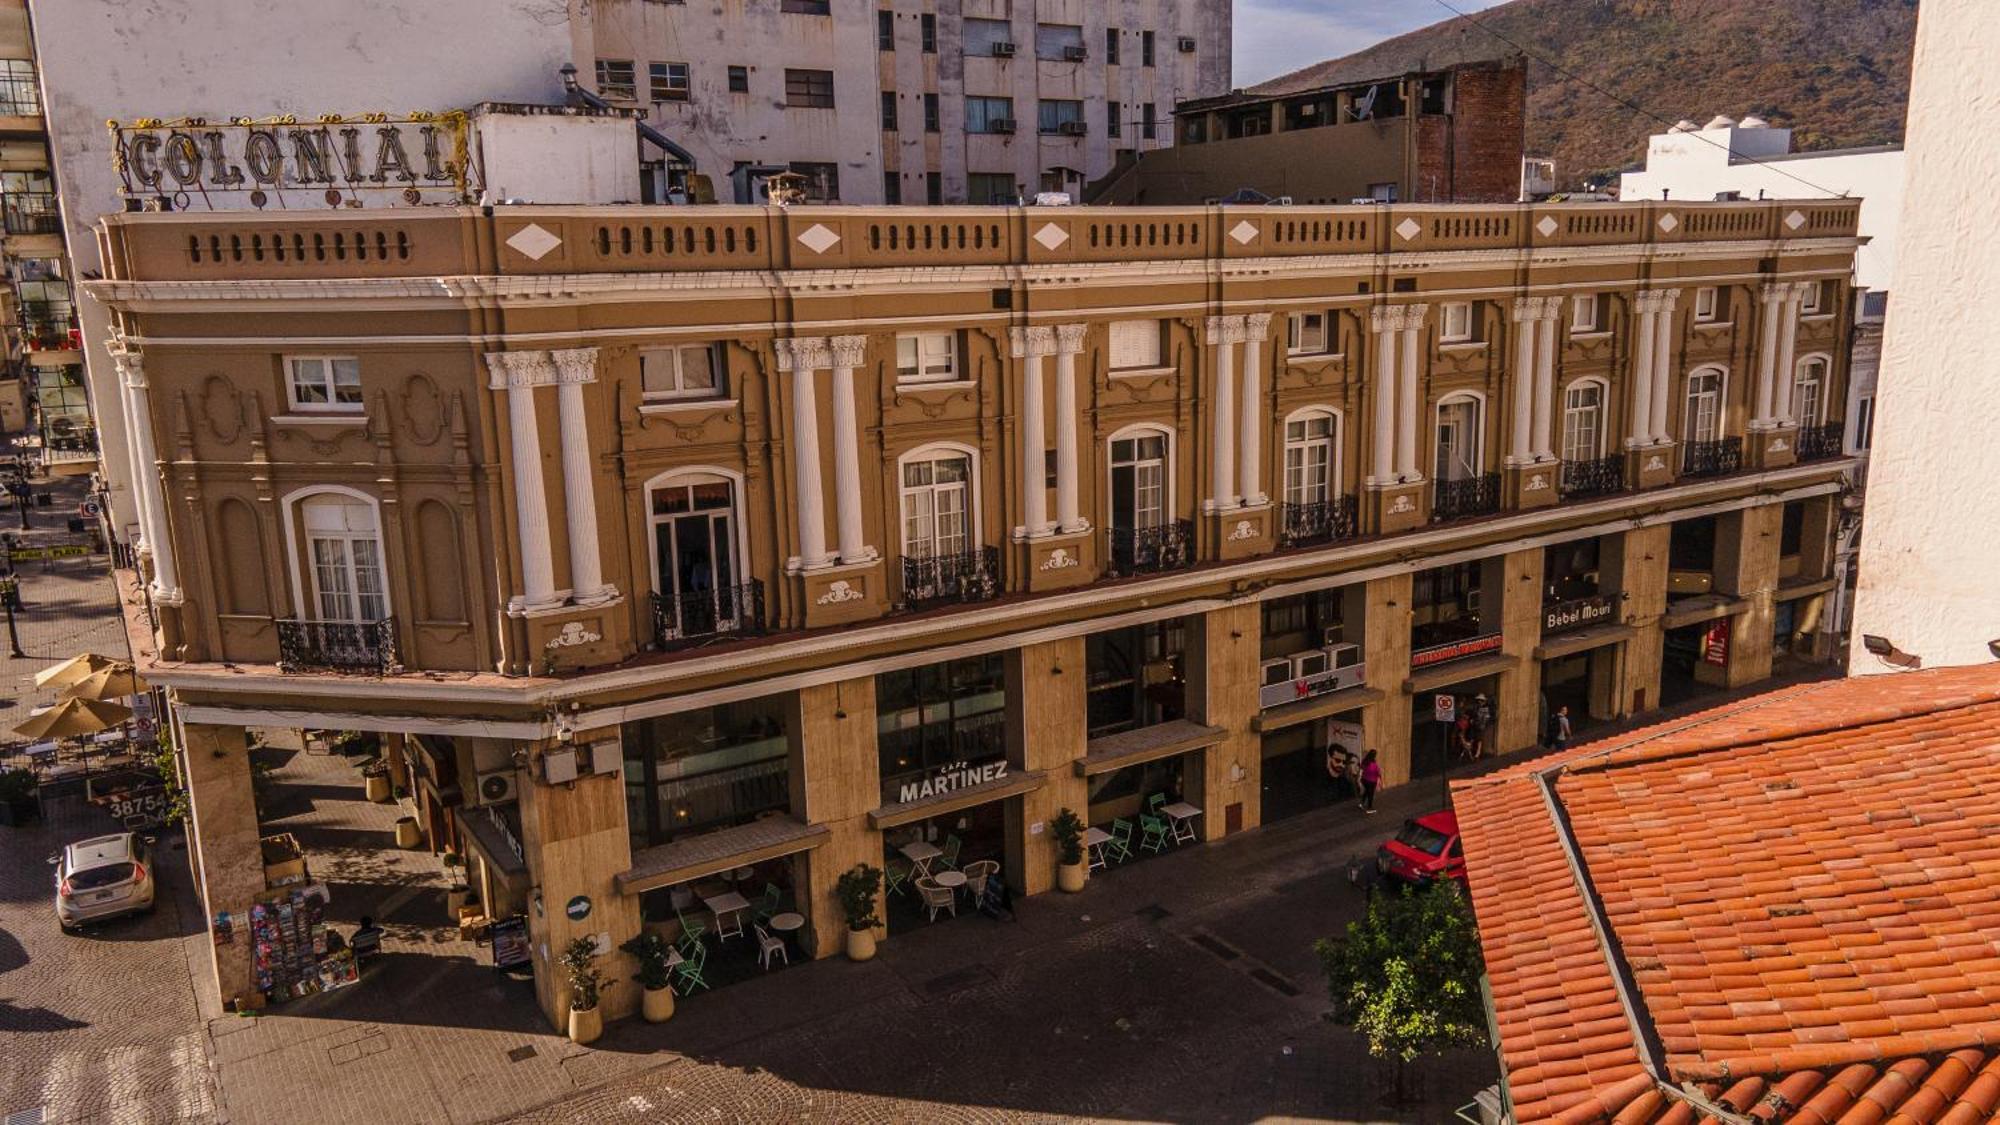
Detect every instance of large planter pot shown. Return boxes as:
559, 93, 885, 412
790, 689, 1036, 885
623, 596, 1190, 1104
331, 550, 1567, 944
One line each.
364, 773, 392, 803
1057, 860, 1087, 893
446, 887, 471, 918
641, 984, 676, 1023
568, 1004, 602, 1045
394, 816, 422, 849
845, 926, 877, 962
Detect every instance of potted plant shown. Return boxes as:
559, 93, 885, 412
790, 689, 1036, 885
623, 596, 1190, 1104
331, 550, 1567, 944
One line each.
561, 936, 611, 1045
836, 863, 883, 962
361, 759, 391, 803
621, 932, 677, 1022
442, 851, 470, 918
0, 767, 38, 827
1051, 807, 1087, 892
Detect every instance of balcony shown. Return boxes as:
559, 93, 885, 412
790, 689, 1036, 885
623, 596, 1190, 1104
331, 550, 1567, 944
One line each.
1794, 422, 1844, 462
1431, 473, 1502, 522
1279, 495, 1359, 549
1559, 455, 1625, 500
276, 617, 399, 675
1681, 437, 1743, 479
900, 547, 1000, 611
1107, 520, 1193, 577
3, 194, 60, 236
653, 580, 765, 651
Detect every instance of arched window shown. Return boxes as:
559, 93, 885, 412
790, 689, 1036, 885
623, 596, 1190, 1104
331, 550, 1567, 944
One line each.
645, 470, 749, 641
900, 448, 974, 560
1793, 356, 1829, 427
299, 493, 386, 623
1282, 408, 1341, 507
1108, 426, 1171, 532
1561, 380, 1606, 463
1684, 369, 1725, 444
1434, 394, 1484, 481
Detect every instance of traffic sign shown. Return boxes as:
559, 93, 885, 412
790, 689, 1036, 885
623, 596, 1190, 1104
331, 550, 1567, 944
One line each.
79, 500, 99, 517
1433, 694, 1456, 723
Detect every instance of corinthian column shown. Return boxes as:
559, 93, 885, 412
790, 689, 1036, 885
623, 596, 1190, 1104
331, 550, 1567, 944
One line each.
1532, 301, 1557, 461
112, 346, 181, 604
1771, 281, 1807, 424
828, 335, 874, 564
1396, 304, 1429, 481
1649, 288, 1680, 444
1752, 283, 1783, 428
1368, 306, 1397, 486
1054, 324, 1087, 532
1627, 292, 1658, 448
1205, 315, 1240, 510
550, 348, 615, 606
776, 338, 834, 570
1238, 312, 1272, 505
1508, 298, 1537, 465
485, 351, 561, 612
1010, 326, 1056, 537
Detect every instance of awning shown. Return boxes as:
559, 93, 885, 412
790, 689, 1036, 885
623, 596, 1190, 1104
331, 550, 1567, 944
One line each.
458, 808, 531, 895
1253, 685, 1384, 733
1404, 652, 1518, 695
869, 768, 1045, 830
1075, 719, 1227, 776
616, 815, 830, 895
1663, 594, 1750, 629
1535, 622, 1637, 662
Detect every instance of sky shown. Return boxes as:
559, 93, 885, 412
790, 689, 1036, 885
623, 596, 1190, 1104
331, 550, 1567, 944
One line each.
1233, 0, 1512, 87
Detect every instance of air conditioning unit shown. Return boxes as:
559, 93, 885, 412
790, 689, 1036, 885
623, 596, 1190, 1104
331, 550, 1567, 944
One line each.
542, 746, 578, 785
989, 119, 1016, 134
473, 768, 517, 807
1292, 649, 1331, 679
991, 41, 1017, 57
1259, 657, 1293, 689
1063, 45, 1089, 62
1323, 626, 1343, 647
1058, 120, 1088, 136
1177, 36, 1197, 52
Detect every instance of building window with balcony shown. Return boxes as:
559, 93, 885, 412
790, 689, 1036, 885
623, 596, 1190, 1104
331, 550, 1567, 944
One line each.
595, 59, 637, 100
0, 170, 58, 236
280, 490, 395, 673
647, 470, 760, 649
1287, 311, 1328, 355
1108, 319, 1165, 370
895, 332, 958, 383
0, 60, 39, 116
877, 654, 1008, 803
1684, 368, 1724, 444
901, 449, 972, 562
640, 343, 721, 401
649, 62, 690, 102
1440, 301, 1475, 344
285, 355, 363, 413
1282, 409, 1353, 547
623, 696, 791, 849
1038, 99, 1085, 136
1108, 427, 1189, 575
1561, 380, 1605, 463
1434, 394, 1499, 520
17, 271, 75, 351
966, 96, 1016, 134
1793, 356, 1827, 426
784, 68, 836, 108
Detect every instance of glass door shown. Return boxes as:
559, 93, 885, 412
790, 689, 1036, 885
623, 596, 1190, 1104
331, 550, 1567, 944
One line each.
1435, 399, 1479, 481
1110, 435, 1166, 531
652, 479, 738, 636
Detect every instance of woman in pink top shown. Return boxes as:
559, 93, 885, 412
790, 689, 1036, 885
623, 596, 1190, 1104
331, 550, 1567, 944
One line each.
1358, 750, 1381, 814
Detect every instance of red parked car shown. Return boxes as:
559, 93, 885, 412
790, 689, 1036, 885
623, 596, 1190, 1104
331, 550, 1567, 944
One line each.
1375, 810, 1467, 888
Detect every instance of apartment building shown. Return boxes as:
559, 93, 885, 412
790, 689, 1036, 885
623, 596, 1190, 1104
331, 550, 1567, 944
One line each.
0, 0, 73, 448
88, 197, 1858, 1028
576, 0, 1231, 204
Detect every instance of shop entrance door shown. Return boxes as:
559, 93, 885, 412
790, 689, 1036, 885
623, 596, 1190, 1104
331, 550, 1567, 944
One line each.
1259, 715, 1364, 823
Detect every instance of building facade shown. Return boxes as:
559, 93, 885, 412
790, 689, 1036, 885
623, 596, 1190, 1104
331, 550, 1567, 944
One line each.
576, 0, 1231, 204
89, 197, 1858, 1027
0, 0, 73, 448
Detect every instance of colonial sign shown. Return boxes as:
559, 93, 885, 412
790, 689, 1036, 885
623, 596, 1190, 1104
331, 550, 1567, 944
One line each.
1410, 632, 1504, 670
895, 758, 1009, 805
1544, 595, 1615, 635
109, 113, 476, 210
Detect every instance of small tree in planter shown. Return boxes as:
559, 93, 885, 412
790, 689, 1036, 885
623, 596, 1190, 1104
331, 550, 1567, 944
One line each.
836, 863, 883, 962
1050, 807, 1087, 892
621, 932, 678, 1022
561, 936, 612, 1044
0, 767, 38, 826
441, 851, 471, 918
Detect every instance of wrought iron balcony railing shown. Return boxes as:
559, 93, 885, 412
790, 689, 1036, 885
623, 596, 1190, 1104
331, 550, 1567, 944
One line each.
276, 617, 399, 675
653, 580, 765, 650
1794, 421, 1844, 462
1279, 494, 1359, 548
1681, 436, 1743, 479
1431, 472, 1502, 522
2, 194, 59, 235
901, 546, 1000, 610
1559, 455, 1625, 500
1107, 519, 1193, 577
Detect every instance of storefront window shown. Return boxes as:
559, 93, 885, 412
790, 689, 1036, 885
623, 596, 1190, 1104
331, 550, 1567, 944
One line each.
1085, 619, 1187, 738
1085, 756, 1186, 825
1544, 538, 1601, 603
877, 654, 1008, 804
623, 696, 791, 849
1669, 516, 1717, 577
1261, 590, 1344, 660
1411, 561, 1484, 650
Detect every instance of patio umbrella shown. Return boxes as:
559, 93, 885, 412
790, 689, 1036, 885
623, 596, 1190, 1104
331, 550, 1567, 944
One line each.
12, 697, 132, 740
61, 665, 149, 702
34, 653, 119, 690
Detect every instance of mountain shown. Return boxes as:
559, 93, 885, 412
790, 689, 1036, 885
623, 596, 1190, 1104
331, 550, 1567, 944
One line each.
1253, 0, 1918, 187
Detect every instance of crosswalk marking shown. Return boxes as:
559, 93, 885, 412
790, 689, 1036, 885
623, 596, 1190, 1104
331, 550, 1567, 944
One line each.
34, 1049, 81, 1124
170, 1035, 212, 1121
105, 1046, 144, 1123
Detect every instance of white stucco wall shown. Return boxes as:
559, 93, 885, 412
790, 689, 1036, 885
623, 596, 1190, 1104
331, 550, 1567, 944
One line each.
475, 110, 641, 204
1848, 0, 2000, 673
32, 0, 574, 541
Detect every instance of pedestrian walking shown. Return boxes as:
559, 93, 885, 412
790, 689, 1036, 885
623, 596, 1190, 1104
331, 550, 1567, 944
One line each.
1358, 749, 1381, 814
1470, 693, 1493, 758
1551, 705, 1573, 752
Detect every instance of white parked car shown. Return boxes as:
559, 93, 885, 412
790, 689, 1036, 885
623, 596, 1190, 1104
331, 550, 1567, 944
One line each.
51, 832, 156, 931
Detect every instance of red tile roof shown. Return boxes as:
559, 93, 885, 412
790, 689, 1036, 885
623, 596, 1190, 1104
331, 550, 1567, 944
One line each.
1453, 666, 2000, 1124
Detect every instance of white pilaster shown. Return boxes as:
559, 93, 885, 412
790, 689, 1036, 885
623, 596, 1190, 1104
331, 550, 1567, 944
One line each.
1649, 288, 1679, 444
1531, 305, 1557, 461
549, 348, 616, 606
828, 335, 874, 564
1367, 307, 1397, 486
776, 338, 834, 570
112, 347, 181, 604
1396, 304, 1428, 481
1627, 293, 1658, 448
1507, 298, 1537, 465
486, 351, 561, 613
1752, 283, 1783, 428
1772, 282, 1806, 424
1010, 326, 1056, 537
1054, 324, 1088, 532
1238, 312, 1272, 506
1205, 315, 1240, 511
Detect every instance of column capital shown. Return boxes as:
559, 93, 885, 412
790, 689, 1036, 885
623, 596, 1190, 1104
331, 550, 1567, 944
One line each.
1536, 295, 1566, 320
1010, 325, 1058, 358
111, 348, 148, 389
1789, 279, 1818, 299
484, 350, 555, 390
1759, 281, 1789, 304
1397, 302, 1431, 331
549, 347, 600, 385
1204, 315, 1246, 345
829, 334, 868, 369
776, 336, 832, 373
1510, 296, 1540, 323
1368, 306, 1397, 333
1653, 287, 1682, 310
1054, 323, 1087, 355
1243, 311, 1273, 339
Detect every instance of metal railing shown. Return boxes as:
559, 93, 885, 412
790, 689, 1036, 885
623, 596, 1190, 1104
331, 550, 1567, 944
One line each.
653, 579, 765, 650
1431, 473, 1502, 522
900, 546, 999, 610
1559, 455, 1624, 500
1107, 519, 1193, 577
1794, 421, 1844, 462
276, 617, 399, 675
2, 193, 59, 235
1279, 494, 1359, 548
1681, 436, 1743, 478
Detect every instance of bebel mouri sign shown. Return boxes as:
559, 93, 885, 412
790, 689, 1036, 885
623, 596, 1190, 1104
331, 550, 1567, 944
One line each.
109, 113, 475, 210
1543, 595, 1616, 635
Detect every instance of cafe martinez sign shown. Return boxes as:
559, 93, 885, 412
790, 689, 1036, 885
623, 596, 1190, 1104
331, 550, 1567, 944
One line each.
109, 112, 477, 210
896, 758, 1009, 805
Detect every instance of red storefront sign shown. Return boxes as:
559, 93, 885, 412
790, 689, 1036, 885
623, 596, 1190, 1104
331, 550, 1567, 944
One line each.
1410, 632, 1504, 670
1701, 618, 1732, 667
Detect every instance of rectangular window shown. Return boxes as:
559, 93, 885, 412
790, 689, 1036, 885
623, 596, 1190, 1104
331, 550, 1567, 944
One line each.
1141, 29, 1155, 66
640, 344, 721, 401
1105, 27, 1120, 65
780, 0, 831, 12
789, 161, 840, 202
1694, 286, 1720, 322
901, 453, 972, 559
286, 356, 363, 412
966, 96, 1015, 134
921, 12, 936, 52
923, 92, 940, 132
649, 62, 690, 102
880, 90, 898, 130
1035, 22, 1085, 61
595, 59, 637, 101
784, 68, 835, 108
1801, 280, 1827, 314
878, 9, 895, 50
1855, 395, 1874, 450
967, 172, 1012, 205
896, 332, 958, 383
622, 699, 791, 850
962, 17, 1014, 56
1107, 100, 1122, 139
1109, 319, 1165, 370
1287, 311, 1327, 355
727, 65, 749, 93
1038, 99, 1084, 135
1440, 301, 1474, 343
0, 59, 39, 116
1141, 102, 1157, 141
876, 654, 1008, 804
883, 170, 901, 204
926, 171, 943, 204
1570, 293, 1602, 333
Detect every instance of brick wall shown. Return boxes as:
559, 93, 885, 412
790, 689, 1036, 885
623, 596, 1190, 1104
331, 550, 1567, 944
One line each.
1442, 58, 1529, 203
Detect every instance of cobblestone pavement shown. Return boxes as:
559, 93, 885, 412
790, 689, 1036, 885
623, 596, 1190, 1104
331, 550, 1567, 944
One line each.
0, 471, 134, 741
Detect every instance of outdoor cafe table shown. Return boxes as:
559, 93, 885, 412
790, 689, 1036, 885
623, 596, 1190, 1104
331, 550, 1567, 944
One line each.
932, 869, 967, 897
898, 840, 942, 879
1083, 826, 1113, 870
1160, 802, 1204, 844
701, 890, 751, 939
768, 911, 805, 949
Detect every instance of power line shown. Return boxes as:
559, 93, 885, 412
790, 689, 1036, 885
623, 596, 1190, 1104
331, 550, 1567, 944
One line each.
1428, 0, 1853, 198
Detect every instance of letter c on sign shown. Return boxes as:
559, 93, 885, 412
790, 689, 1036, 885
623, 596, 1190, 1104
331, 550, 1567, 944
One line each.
128, 134, 164, 189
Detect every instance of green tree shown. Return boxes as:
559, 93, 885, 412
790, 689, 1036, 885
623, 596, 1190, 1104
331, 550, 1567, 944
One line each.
1314, 881, 1488, 1103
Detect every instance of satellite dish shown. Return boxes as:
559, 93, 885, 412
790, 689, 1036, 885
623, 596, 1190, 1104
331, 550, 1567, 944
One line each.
1351, 85, 1379, 121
